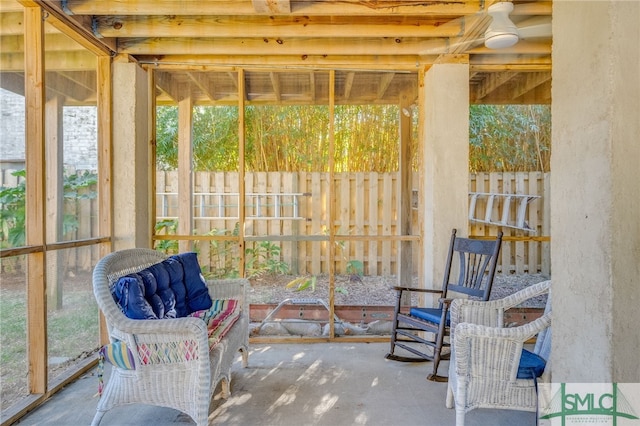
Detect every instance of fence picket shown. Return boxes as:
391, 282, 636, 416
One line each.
1, 170, 550, 277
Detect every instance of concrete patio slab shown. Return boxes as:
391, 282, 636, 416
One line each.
16, 343, 535, 426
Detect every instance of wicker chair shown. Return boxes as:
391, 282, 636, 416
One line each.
386, 229, 503, 381
91, 249, 249, 426
446, 279, 552, 426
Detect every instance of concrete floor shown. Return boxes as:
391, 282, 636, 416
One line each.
15, 343, 535, 426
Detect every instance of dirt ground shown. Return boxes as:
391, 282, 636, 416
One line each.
248, 273, 549, 307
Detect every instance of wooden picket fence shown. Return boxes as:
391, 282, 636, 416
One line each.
0, 168, 550, 276
157, 171, 551, 277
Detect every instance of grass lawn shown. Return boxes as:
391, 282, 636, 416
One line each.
1, 273, 98, 410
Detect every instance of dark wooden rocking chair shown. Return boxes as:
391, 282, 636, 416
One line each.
385, 229, 503, 382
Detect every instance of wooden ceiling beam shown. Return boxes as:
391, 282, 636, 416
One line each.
120, 37, 463, 56
343, 72, 355, 100
448, 12, 492, 55
511, 72, 551, 100
269, 72, 281, 102
308, 72, 316, 102
33, 0, 116, 53
44, 71, 95, 102
186, 72, 216, 101
154, 71, 179, 101
470, 63, 552, 72
137, 54, 551, 75
474, 71, 518, 101
0, 12, 61, 36
468, 41, 552, 55
0, 33, 114, 56
474, 78, 551, 105
93, 15, 464, 39
0, 71, 26, 96
118, 36, 551, 57
0, 50, 97, 71
57, 70, 96, 92
176, 81, 192, 102
63, 0, 489, 17
469, 54, 552, 67
376, 73, 395, 100
0, 0, 23, 12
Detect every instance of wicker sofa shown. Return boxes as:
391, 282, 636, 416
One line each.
91, 248, 249, 426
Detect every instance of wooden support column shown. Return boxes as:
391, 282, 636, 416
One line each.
237, 69, 246, 277
398, 89, 414, 300
328, 70, 336, 338
96, 55, 112, 346
421, 55, 469, 304
45, 95, 64, 310
177, 94, 193, 253
24, 5, 47, 395
112, 56, 151, 250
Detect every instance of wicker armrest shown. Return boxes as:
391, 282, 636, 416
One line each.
453, 313, 551, 380
450, 280, 550, 329
112, 314, 209, 337
207, 278, 248, 304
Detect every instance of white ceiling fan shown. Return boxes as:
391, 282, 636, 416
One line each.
419, 1, 552, 55
484, 1, 552, 49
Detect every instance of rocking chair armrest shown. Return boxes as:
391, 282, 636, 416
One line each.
390, 286, 443, 294
439, 297, 454, 306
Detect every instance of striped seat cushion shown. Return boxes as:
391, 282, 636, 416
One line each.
190, 299, 241, 348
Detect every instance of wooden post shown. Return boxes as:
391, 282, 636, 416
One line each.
328, 70, 336, 338
96, 55, 112, 346
238, 69, 246, 277
398, 89, 414, 300
25, 5, 48, 395
45, 95, 64, 310
178, 93, 193, 253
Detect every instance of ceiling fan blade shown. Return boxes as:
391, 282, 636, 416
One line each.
516, 16, 552, 39
484, 2, 519, 49
418, 37, 485, 55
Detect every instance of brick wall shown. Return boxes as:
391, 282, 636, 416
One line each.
0, 88, 97, 170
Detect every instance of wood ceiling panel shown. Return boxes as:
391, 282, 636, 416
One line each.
1, 1, 554, 104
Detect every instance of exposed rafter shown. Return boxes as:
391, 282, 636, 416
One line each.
1, 0, 554, 105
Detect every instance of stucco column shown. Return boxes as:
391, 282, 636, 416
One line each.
551, 2, 640, 382
421, 56, 470, 299
112, 57, 152, 250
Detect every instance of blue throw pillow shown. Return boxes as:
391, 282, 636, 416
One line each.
517, 348, 547, 379
113, 275, 158, 320
137, 269, 165, 319
162, 256, 189, 317
173, 252, 213, 313
146, 263, 177, 318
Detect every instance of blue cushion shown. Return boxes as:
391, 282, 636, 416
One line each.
517, 348, 547, 379
111, 253, 212, 320
172, 252, 213, 313
161, 256, 189, 317
145, 262, 177, 318
137, 269, 165, 319
409, 307, 450, 325
113, 275, 158, 320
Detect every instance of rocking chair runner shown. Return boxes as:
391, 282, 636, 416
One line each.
385, 229, 503, 381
